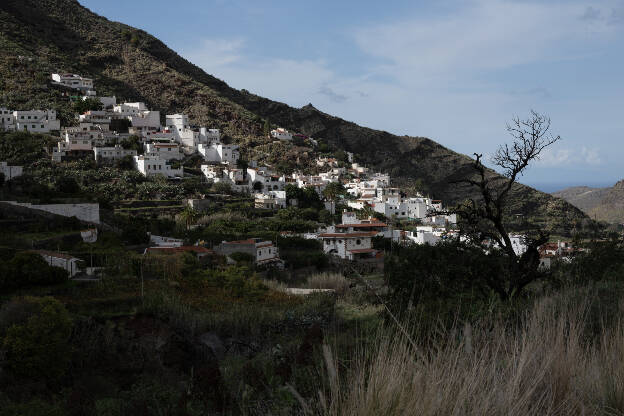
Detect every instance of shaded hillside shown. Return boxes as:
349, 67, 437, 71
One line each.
0, 0, 585, 223
553, 181, 624, 224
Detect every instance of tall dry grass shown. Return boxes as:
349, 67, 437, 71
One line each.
306, 272, 350, 295
321, 289, 624, 416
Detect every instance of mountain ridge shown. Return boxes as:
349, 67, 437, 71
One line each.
0, 0, 586, 226
553, 181, 624, 224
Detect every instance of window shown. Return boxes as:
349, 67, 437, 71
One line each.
356, 239, 361, 245
41, 125, 44, 128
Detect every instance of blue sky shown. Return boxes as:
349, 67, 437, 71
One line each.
80, 0, 624, 191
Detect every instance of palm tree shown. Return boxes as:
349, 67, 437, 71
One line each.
178, 205, 200, 230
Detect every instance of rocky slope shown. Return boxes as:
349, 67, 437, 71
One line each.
554, 181, 624, 224
0, 0, 585, 225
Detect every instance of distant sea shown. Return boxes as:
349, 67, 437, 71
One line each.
528, 182, 614, 194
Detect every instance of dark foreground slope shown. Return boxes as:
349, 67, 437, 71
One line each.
0, 0, 584, 224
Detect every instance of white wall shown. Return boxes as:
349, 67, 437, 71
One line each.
4, 201, 100, 224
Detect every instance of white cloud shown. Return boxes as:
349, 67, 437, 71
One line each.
352, 0, 619, 85
536, 146, 601, 167
581, 146, 602, 165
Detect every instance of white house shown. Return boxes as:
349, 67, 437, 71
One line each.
13, 110, 60, 133
149, 234, 184, 247
51, 73, 94, 91
270, 127, 293, 141
254, 191, 287, 209
33, 250, 82, 278
198, 143, 240, 164
405, 227, 442, 245
248, 167, 286, 192
0, 108, 15, 131
318, 231, 380, 261
201, 164, 248, 192
145, 142, 183, 160
133, 155, 183, 178
93, 145, 137, 162
79, 111, 111, 130
199, 127, 221, 143
0, 162, 23, 180
58, 128, 106, 152
214, 238, 281, 266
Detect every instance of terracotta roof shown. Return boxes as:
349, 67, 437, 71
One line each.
336, 223, 387, 229
256, 242, 274, 248
222, 239, 256, 245
318, 232, 378, 238
145, 246, 213, 255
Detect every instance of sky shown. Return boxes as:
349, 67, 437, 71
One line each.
79, 0, 624, 191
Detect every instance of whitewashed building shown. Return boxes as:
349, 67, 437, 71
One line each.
0, 162, 23, 180
270, 127, 293, 141
145, 142, 183, 160
51, 73, 94, 91
201, 164, 248, 192
318, 231, 379, 261
0, 108, 15, 131
254, 191, 287, 209
214, 238, 281, 266
13, 110, 60, 133
133, 155, 183, 178
93, 145, 137, 162
248, 167, 286, 192
33, 250, 82, 278
198, 143, 240, 164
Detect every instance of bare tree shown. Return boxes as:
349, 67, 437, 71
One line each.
454, 110, 560, 299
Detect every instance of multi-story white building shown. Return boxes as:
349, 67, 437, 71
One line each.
93, 145, 137, 162
13, 110, 60, 133
254, 191, 287, 209
133, 155, 183, 178
248, 167, 286, 192
0, 108, 15, 131
0, 161, 23, 180
270, 127, 293, 141
51, 73, 94, 91
201, 164, 248, 192
79, 111, 111, 130
145, 142, 183, 160
198, 143, 239, 164
199, 127, 221, 143
318, 231, 379, 261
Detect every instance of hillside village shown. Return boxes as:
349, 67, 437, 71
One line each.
3, 2, 624, 414
0, 72, 490, 277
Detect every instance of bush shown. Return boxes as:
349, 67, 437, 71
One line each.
0, 252, 68, 292
1, 296, 72, 382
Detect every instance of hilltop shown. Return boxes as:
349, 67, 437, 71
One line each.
554, 181, 624, 224
0, 0, 585, 225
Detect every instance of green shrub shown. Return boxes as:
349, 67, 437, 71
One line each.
0, 252, 68, 292
1, 296, 72, 382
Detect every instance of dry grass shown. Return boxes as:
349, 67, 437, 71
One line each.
322, 289, 624, 416
305, 273, 350, 295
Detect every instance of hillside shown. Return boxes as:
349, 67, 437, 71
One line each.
553, 181, 624, 224
0, 0, 585, 225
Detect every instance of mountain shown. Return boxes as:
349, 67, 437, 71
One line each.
554, 181, 624, 224
0, 0, 586, 226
